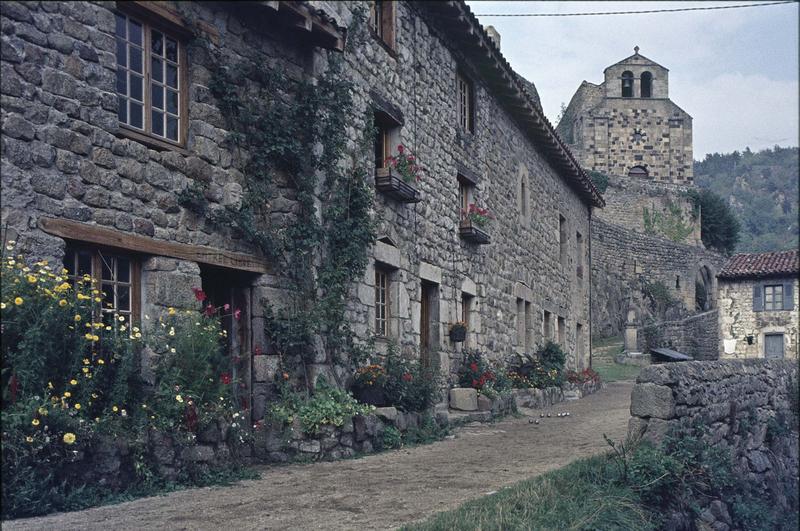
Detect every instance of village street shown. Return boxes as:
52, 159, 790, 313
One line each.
5, 381, 632, 531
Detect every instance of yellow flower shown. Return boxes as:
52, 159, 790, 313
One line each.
94, 297, 101, 302
74, 403, 81, 410
47, 382, 53, 389
82, 367, 89, 373
83, 358, 90, 365
95, 417, 100, 422
63, 391, 71, 398
132, 326, 140, 333
105, 326, 112, 331
27, 274, 37, 283
112, 406, 119, 412
168, 327, 175, 337
59, 299, 67, 307
26, 436, 33, 443
118, 315, 125, 321
168, 307, 176, 316
134, 332, 142, 339
14, 297, 23, 306
175, 395, 183, 403
84, 333, 94, 341
74, 314, 82, 322
31, 419, 40, 426
70, 379, 78, 385
62, 433, 76, 444
77, 293, 90, 300
97, 359, 105, 365
0, 302, 5, 309
38, 407, 48, 416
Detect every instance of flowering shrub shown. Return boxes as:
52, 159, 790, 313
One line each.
382, 349, 441, 412
353, 364, 386, 388
0, 242, 250, 519
566, 368, 601, 385
385, 144, 424, 183
508, 341, 567, 389
458, 351, 495, 391
462, 203, 494, 228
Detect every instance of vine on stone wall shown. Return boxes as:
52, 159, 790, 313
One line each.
186, 9, 376, 389
643, 200, 695, 243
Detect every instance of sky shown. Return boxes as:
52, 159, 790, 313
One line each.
465, 1, 799, 159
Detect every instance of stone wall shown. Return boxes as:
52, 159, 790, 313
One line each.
629, 360, 799, 527
637, 309, 719, 361
590, 217, 725, 337
718, 277, 799, 359
1, 0, 595, 419
593, 173, 700, 245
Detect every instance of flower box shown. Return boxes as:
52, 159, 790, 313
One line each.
352, 384, 387, 407
449, 323, 467, 342
375, 167, 421, 203
459, 221, 490, 244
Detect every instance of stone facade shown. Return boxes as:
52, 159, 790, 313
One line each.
558, 48, 693, 184
0, 1, 599, 418
590, 217, 725, 337
718, 276, 798, 359
629, 359, 799, 528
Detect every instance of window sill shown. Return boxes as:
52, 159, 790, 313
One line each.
116, 126, 189, 156
370, 30, 398, 59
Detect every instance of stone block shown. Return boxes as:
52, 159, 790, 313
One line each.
374, 406, 398, 422
181, 445, 215, 462
449, 387, 478, 411
476, 394, 492, 412
253, 355, 279, 383
298, 440, 321, 454
630, 383, 675, 419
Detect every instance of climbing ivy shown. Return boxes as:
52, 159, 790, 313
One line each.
187, 9, 376, 388
642, 200, 696, 243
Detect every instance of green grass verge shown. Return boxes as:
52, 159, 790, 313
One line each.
591, 338, 642, 383
404, 454, 657, 531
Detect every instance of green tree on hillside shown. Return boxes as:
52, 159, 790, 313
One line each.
689, 189, 740, 255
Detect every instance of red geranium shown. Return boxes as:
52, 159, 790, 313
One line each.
220, 373, 232, 385
402, 372, 413, 382
192, 287, 207, 302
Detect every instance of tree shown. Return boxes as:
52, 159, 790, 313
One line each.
689, 189, 740, 255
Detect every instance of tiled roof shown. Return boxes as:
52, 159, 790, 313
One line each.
718, 249, 799, 280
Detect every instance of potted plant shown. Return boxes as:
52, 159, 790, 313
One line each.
449, 321, 467, 342
351, 364, 387, 406
460, 203, 493, 244
376, 144, 422, 203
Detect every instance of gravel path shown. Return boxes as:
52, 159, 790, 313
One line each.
5, 381, 633, 531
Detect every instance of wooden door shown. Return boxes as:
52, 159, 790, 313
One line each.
765, 334, 784, 359
420, 283, 430, 365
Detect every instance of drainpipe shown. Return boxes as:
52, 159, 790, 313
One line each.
588, 206, 593, 369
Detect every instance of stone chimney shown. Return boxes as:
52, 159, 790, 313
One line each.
486, 25, 501, 50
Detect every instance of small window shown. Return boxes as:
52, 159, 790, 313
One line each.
621, 71, 634, 97
63, 246, 140, 324
576, 232, 584, 279
374, 110, 400, 169
457, 70, 475, 133
370, 1, 395, 49
519, 177, 529, 220
516, 298, 526, 350
543, 311, 552, 340
640, 71, 652, 98
557, 316, 566, 346
764, 284, 784, 311
458, 174, 475, 223
375, 266, 391, 337
676, 275, 681, 289
559, 215, 568, 268
115, 10, 185, 146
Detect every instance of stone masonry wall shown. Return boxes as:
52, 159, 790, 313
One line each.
637, 309, 719, 361
718, 277, 799, 359
1, 0, 594, 418
591, 217, 725, 337
629, 360, 799, 525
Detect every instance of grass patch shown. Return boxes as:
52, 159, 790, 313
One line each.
404, 454, 657, 531
590, 336, 641, 383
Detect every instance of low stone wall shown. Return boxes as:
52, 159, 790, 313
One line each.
629, 360, 799, 527
512, 379, 603, 410
637, 309, 719, 361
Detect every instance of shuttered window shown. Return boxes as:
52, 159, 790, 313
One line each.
754, 281, 794, 312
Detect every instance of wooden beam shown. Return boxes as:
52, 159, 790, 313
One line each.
39, 218, 271, 274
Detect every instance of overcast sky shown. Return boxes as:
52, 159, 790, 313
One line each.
466, 1, 799, 159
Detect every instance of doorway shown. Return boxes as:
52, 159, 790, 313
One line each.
420, 281, 439, 368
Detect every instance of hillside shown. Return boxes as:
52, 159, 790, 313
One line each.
694, 146, 799, 253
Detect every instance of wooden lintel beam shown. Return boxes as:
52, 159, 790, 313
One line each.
39, 218, 271, 274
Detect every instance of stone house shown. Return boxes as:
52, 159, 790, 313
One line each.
718, 249, 799, 359
0, 0, 603, 419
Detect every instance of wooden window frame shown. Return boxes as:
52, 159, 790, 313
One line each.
764, 284, 784, 311
115, 4, 189, 151
458, 174, 475, 224
457, 70, 475, 134
375, 266, 391, 337
63, 245, 142, 324
370, 1, 396, 52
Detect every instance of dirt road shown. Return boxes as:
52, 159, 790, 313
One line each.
5, 381, 633, 531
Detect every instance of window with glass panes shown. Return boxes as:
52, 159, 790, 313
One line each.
115, 11, 183, 144
375, 267, 390, 336
457, 71, 474, 133
764, 284, 784, 311
63, 247, 140, 325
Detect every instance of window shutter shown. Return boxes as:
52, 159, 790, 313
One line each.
752, 284, 763, 312
784, 281, 794, 311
